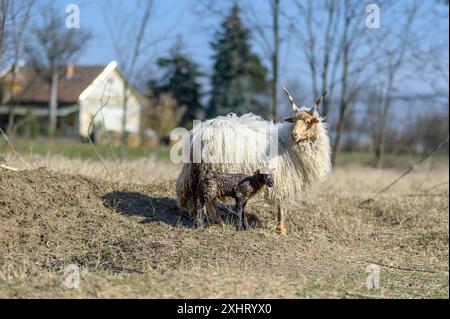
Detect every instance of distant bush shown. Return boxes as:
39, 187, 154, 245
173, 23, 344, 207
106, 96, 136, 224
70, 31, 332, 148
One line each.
141, 93, 186, 143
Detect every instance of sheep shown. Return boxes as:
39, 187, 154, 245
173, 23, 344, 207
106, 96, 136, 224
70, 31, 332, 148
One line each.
195, 166, 274, 230
176, 87, 331, 235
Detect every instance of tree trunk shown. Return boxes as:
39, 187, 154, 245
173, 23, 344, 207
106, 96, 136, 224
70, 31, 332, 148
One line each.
331, 101, 346, 165
331, 5, 351, 166
331, 45, 349, 166
49, 66, 58, 136
6, 63, 17, 137
374, 73, 394, 168
320, 0, 335, 120
271, 0, 279, 122
374, 131, 385, 168
121, 82, 129, 156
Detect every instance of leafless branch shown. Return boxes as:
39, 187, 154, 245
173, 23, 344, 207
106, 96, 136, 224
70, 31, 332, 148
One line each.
423, 181, 449, 193
360, 136, 449, 205
0, 127, 31, 169
87, 83, 111, 172
86, 82, 126, 185
0, 163, 18, 171
363, 260, 438, 274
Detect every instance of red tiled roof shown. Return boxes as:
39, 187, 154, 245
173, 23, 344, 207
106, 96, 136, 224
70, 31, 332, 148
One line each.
2, 65, 105, 104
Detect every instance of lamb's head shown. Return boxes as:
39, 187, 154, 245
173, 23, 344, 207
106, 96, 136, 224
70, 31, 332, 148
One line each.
254, 167, 275, 187
282, 87, 327, 143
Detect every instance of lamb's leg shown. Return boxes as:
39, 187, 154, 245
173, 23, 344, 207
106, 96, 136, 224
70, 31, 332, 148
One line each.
242, 201, 249, 230
235, 200, 244, 231
277, 204, 286, 236
196, 199, 205, 228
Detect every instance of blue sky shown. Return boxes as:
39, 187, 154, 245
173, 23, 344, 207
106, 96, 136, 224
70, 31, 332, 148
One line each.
29, 0, 449, 119
62, 0, 218, 71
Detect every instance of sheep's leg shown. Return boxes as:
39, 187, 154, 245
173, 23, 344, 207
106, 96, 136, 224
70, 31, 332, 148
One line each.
277, 204, 286, 235
235, 200, 244, 231
207, 200, 223, 226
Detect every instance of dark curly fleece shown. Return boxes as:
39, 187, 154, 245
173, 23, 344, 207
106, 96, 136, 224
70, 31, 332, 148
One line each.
196, 166, 274, 230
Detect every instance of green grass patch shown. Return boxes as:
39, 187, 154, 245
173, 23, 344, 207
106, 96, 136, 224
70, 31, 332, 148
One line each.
335, 151, 449, 168
1, 138, 448, 168
1, 138, 171, 160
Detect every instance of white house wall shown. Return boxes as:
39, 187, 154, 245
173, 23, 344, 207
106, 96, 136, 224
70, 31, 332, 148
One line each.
79, 68, 141, 137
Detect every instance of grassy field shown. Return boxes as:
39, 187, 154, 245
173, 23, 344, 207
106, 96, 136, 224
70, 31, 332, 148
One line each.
2, 138, 448, 168
0, 145, 448, 298
1, 138, 171, 160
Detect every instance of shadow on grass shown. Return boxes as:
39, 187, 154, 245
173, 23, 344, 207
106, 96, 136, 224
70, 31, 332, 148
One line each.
101, 191, 262, 230
214, 203, 262, 229
102, 191, 194, 228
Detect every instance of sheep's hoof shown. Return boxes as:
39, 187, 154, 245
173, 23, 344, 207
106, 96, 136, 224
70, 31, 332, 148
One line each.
212, 216, 224, 227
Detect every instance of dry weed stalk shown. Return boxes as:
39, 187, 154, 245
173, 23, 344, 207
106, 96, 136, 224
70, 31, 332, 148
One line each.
360, 135, 449, 205
0, 127, 31, 170
86, 82, 126, 184
0, 164, 19, 171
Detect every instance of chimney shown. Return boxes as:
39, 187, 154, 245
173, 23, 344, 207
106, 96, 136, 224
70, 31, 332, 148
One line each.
66, 64, 75, 79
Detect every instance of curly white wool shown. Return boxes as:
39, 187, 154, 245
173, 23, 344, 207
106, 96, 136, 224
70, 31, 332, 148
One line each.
176, 113, 331, 214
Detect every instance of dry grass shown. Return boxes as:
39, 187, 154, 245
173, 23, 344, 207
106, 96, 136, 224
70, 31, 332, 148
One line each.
0, 154, 448, 298
3, 154, 180, 185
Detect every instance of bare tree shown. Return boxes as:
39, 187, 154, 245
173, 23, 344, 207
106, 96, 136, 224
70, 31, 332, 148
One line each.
271, 0, 280, 121
0, 0, 9, 58
290, 1, 401, 165
242, 0, 282, 121
409, 1, 449, 110
5, 0, 35, 137
331, 1, 357, 166
289, 1, 360, 164
372, 5, 419, 167
25, 3, 90, 135
289, 0, 344, 119
194, 0, 283, 121
101, 0, 154, 154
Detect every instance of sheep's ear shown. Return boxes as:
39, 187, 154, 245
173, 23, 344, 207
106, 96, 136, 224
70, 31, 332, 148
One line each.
254, 169, 260, 175
283, 117, 296, 123
311, 117, 319, 124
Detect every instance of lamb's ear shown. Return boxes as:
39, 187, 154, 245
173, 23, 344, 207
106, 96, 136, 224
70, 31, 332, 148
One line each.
283, 117, 296, 123
254, 169, 260, 175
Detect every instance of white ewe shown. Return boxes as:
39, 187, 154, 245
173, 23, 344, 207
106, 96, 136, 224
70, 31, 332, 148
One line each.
176, 88, 331, 235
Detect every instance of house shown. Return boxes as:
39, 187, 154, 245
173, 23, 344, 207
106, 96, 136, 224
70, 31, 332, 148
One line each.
0, 61, 143, 146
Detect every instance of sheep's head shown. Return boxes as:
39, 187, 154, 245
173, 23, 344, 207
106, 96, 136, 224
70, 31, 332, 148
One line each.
282, 87, 327, 143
